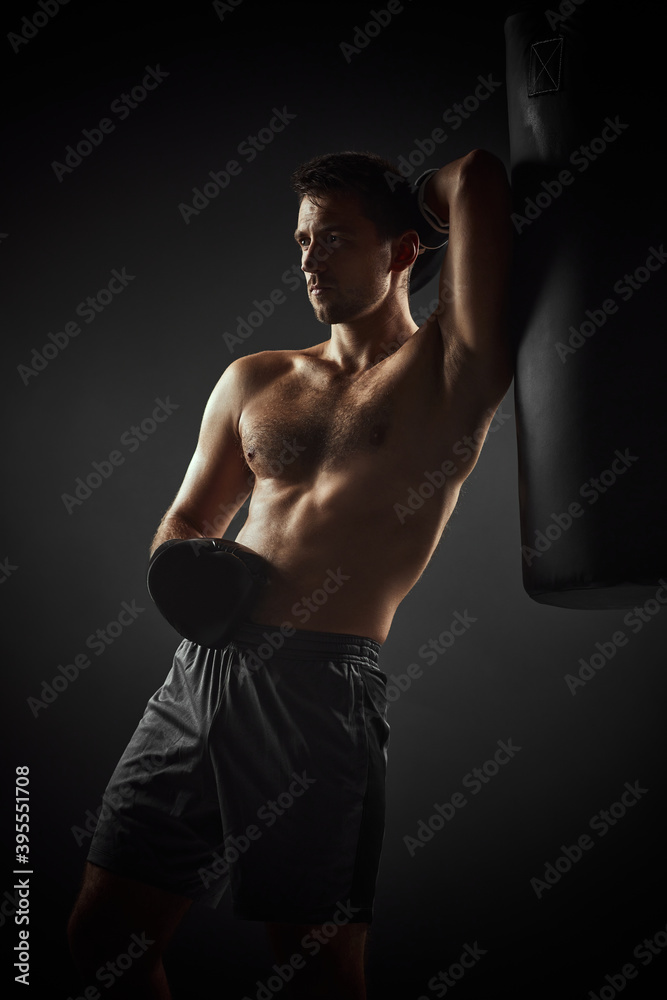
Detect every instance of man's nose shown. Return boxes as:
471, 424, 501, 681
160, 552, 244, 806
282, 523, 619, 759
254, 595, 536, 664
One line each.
301, 241, 327, 274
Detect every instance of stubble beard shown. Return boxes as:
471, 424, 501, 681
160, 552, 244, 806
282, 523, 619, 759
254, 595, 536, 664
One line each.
311, 285, 378, 325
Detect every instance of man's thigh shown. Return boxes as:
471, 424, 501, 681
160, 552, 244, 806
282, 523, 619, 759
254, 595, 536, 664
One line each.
69, 862, 193, 961
265, 921, 369, 999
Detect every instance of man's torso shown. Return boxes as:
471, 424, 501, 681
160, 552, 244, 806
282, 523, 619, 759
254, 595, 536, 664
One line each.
235, 318, 499, 642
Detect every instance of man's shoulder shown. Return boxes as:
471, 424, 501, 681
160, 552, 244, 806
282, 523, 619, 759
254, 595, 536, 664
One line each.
225, 345, 325, 386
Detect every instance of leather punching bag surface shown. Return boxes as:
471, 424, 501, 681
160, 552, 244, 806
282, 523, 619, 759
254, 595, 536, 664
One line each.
505, 2, 666, 608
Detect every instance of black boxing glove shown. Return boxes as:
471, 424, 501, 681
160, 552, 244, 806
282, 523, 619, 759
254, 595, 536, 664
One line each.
409, 168, 449, 294
412, 167, 450, 250
147, 537, 269, 649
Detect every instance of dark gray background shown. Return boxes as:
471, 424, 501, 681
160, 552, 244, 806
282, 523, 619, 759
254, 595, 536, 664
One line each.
3, 2, 666, 997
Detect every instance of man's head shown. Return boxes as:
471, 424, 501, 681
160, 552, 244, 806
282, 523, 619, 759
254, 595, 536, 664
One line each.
291, 151, 420, 325
291, 151, 415, 243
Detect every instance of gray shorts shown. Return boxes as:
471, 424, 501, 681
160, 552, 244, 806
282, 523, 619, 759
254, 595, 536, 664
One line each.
87, 620, 389, 924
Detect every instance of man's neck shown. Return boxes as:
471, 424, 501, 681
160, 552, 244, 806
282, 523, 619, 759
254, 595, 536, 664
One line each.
323, 297, 418, 373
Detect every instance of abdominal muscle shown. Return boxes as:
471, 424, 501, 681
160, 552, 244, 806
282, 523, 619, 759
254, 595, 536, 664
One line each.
234, 458, 463, 645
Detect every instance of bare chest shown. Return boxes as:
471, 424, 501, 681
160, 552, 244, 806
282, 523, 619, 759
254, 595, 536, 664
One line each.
240, 370, 396, 479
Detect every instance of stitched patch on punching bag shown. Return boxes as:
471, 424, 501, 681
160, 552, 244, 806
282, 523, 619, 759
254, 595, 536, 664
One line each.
528, 38, 563, 95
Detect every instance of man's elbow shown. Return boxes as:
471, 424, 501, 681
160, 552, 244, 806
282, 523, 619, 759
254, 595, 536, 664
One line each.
458, 149, 510, 201
460, 148, 507, 178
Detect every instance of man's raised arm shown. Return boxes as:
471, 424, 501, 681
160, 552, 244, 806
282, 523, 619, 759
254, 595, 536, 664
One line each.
423, 149, 513, 398
149, 358, 253, 556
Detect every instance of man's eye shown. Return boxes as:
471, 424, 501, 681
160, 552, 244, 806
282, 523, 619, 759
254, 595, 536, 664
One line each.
296, 234, 341, 250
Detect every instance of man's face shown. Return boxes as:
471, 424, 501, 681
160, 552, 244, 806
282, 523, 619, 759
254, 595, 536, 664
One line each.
294, 192, 394, 325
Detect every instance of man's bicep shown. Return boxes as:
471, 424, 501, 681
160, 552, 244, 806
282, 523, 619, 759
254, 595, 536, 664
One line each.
168, 365, 253, 537
170, 443, 252, 538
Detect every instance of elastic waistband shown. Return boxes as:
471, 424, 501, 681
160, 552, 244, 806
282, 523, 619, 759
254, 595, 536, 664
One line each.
229, 619, 381, 666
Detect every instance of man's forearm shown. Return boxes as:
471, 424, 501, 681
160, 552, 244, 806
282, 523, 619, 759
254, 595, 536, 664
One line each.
149, 510, 203, 557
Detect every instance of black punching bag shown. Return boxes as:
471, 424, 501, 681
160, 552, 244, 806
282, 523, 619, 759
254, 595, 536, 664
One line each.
504, 2, 666, 608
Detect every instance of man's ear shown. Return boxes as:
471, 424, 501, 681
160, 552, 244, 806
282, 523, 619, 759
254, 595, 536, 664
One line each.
391, 230, 421, 275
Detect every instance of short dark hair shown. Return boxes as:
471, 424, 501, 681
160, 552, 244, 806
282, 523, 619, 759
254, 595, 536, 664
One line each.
290, 150, 414, 241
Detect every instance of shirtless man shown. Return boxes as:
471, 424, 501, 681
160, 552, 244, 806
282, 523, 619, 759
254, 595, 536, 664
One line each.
68, 148, 512, 998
